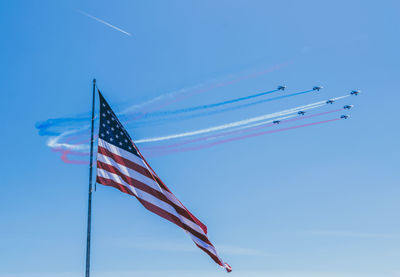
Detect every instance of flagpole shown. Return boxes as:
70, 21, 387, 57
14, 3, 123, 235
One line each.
85, 78, 96, 277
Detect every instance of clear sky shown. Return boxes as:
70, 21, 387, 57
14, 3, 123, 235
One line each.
1, 1, 399, 277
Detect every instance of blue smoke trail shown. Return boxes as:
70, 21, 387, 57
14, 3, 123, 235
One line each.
139, 88, 279, 118
126, 89, 315, 128
35, 116, 91, 136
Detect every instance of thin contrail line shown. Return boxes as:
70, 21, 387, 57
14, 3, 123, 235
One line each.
78, 10, 132, 36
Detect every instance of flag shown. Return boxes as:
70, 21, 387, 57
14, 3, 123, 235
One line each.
95, 90, 231, 272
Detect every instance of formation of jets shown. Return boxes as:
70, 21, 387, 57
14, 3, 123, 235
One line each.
267, 87, 359, 125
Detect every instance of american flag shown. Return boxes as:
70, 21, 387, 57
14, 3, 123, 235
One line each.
95, 91, 232, 272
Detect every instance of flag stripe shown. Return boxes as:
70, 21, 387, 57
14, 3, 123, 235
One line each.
99, 139, 173, 193
98, 146, 154, 179
98, 138, 207, 234
96, 175, 216, 249
96, 160, 207, 236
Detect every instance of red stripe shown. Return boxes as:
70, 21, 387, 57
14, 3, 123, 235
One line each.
196, 243, 223, 267
97, 160, 206, 233
96, 176, 212, 245
98, 142, 208, 234
98, 146, 154, 179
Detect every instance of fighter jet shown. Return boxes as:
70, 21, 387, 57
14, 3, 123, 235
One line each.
340, 115, 350, 119
273, 120, 281, 124
298, 111, 306, 115
344, 105, 354, 110
351, 90, 361, 96
277, 85, 286, 91
313, 86, 323, 91
326, 99, 335, 104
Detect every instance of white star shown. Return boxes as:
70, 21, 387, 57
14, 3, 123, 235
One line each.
116, 135, 119, 138
102, 123, 105, 127
128, 146, 132, 150
101, 133, 104, 137
102, 103, 106, 107
107, 110, 111, 114
111, 127, 114, 131
119, 142, 123, 146
124, 139, 128, 143
102, 113, 106, 117
116, 125, 119, 128
110, 138, 113, 141
120, 131, 123, 135
107, 120, 110, 124
106, 130, 109, 134
111, 117, 115, 121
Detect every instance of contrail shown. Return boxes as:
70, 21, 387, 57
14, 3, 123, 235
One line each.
78, 10, 132, 36
135, 95, 350, 144
149, 118, 341, 156
128, 88, 316, 127
142, 88, 279, 117
143, 108, 343, 151
47, 129, 90, 151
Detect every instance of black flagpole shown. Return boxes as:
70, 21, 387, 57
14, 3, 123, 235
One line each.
85, 78, 96, 277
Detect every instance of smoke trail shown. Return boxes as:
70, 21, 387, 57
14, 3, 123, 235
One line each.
47, 129, 91, 151
125, 62, 290, 122
144, 108, 343, 151
61, 150, 90, 165
139, 88, 279, 117
135, 95, 350, 144
35, 116, 91, 136
125, 88, 316, 128
150, 118, 341, 156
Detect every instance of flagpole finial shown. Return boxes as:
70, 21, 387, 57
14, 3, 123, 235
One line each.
93, 78, 96, 84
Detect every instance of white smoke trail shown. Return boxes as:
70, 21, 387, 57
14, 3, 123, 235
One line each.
135, 95, 350, 144
47, 128, 90, 151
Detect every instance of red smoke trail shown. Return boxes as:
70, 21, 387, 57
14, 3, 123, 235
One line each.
52, 147, 89, 165
148, 118, 341, 157
143, 109, 343, 151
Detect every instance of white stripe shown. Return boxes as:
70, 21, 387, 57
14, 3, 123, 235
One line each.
97, 168, 206, 236
99, 138, 145, 167
187, 232, 220, 259
97, 152, 186, 211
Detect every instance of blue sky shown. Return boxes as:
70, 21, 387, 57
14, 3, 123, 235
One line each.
1, 1, 400, 276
